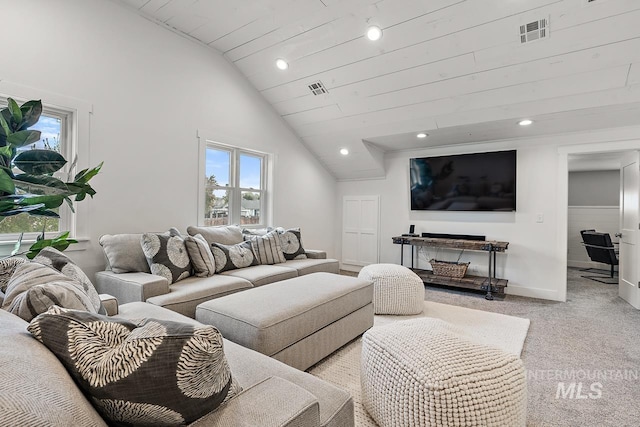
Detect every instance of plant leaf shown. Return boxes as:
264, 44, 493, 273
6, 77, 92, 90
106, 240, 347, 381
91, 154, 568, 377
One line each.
0, 168, 16, 194
19, 100, 42, 130
11, 233, 24, 256
13, 174, 69, 194
6, 130, 41, 148
8, 98, 22, 125
14, 149, 67, 174
0, 114, 11, 138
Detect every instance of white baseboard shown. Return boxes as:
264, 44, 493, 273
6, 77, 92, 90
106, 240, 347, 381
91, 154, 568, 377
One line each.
505, 284, 564, 302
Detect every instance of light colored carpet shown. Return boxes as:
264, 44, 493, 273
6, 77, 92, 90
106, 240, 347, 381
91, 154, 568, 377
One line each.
308, 300, 530, 427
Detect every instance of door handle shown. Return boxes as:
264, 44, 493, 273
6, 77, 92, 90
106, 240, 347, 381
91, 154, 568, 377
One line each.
615, 233, 622, 238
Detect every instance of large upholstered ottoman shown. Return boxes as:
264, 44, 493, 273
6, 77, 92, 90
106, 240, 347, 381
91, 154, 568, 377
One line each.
361, 318, 526, 427
358, 263, 424, 315
196, 272, 374, 371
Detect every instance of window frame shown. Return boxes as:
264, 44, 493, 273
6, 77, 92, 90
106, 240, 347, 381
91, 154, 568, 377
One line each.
199, 139, 269, 228
0, 97, 74, 243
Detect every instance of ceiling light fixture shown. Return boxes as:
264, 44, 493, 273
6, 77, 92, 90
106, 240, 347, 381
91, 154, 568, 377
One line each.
340, 148, 349, 156
518, 119, 533, 126
416, 133, 427, 138
275, 58, 289, 70
366, 26, 382, 41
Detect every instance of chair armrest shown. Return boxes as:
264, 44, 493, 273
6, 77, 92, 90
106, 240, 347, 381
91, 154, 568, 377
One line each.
94, 271, 170, 304
191, 377, 320, 427
99, 294, 119, 316
305, 250, 327, 259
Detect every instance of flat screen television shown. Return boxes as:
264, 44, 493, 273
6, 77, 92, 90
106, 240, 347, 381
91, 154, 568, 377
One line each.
410, 150, 516, 211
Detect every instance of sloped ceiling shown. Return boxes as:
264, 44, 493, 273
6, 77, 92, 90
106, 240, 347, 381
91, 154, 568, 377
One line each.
114, 0, 640, 180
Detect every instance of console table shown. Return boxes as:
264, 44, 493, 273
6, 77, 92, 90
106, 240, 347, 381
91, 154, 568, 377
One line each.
392, 236, 509, 300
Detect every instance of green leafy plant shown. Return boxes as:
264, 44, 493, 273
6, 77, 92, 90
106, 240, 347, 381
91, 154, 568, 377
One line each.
0, 97, 102, 257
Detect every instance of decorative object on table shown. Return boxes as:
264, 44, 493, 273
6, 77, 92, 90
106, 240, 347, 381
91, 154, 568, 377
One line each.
429, 259, 470, 278
358, 263, 424, 315
0, 98, 102, 258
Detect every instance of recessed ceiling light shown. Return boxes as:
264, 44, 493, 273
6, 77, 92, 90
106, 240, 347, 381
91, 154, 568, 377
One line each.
518, 119, 533, 126
275, 59, 288, 70
366, 26, 382, 41
416, 133, 427, 138
340, 148, 349, 156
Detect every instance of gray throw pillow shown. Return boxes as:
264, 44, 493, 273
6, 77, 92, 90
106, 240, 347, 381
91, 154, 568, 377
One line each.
33, 247, 104, 314
28, 307, 241, 427
244, 231, 286, 265
187, 225, 243, 246
99, 234, 151, 273
141, 233, 192, 284
0, 257, 27, 293
210, 241, 259, 273
184, 234, 216, 277
276, 228, 308, 260
1, 262, 98, 321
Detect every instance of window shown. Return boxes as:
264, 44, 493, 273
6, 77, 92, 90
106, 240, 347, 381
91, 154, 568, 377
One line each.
203, 142, 267, 227
0, 99, 72, 241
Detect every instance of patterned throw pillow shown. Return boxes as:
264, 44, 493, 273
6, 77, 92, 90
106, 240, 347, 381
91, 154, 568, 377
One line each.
0, 257, 27, 293
276, 228, 307, 260
1, 262, 98, 321
241, 227, 274, 237
184, 234, 216, 277
243, 231, 286, 265
33, 247, 104, 314
28, 307, 241, 427
210, 241, 259, 273
141, 232, 192, 284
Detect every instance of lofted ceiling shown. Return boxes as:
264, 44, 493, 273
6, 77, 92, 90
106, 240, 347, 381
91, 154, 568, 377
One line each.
114, 0, 640, 180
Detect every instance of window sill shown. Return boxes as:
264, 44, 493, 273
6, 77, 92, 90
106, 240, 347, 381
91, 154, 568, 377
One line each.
0, 237, 90, 258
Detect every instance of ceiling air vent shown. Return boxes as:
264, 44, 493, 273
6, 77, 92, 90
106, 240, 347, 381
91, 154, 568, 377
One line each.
520, 18, 548, 43
308, 80, 328, 96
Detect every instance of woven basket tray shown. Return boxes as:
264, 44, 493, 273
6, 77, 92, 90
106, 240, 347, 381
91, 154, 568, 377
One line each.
429, 259, 470, 278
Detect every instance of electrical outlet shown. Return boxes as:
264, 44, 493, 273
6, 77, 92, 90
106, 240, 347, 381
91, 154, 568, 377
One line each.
536, 213, 544, 223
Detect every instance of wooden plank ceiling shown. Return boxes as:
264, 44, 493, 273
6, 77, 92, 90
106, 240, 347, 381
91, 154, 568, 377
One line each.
116, 0, 640, 179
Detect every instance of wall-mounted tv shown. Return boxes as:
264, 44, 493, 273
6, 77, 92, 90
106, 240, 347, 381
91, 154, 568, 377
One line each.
410, 150, 517, 211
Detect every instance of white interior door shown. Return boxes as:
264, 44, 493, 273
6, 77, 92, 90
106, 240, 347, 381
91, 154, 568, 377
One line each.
619, 152, 640, 309
342, 195, 380, 268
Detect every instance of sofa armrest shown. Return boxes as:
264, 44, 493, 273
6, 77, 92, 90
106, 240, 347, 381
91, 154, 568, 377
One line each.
191, 377, 320, 427
94, 271, 170, 304
305, 250, 327, 259
99, 294, 119, 316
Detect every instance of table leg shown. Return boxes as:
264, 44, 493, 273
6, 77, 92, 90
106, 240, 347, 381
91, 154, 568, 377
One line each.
485, 245, 494, 300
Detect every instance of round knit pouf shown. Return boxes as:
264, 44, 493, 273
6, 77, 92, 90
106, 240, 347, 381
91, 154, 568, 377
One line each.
358, 263, 424, 315
361, 318, 527, 427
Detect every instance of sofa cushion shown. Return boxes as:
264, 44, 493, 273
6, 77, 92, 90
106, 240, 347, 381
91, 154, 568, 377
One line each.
187, 225, 243, 246
211, 241, 259, 273
1, 262, 98, 321
99, 233, 151, 273
282, 258, 340, 276
0, 256, 27, 293
185, 234, 216, 277
116, 302, 354, 427
145, 274, 253, 318
244, 231, 286, 265
221, 264, 298, 287
0, 309, 108, 426
141, 233, 192, 284
28, 306, 241, 427
34, 247, 104, 314
276, 228, 307, 260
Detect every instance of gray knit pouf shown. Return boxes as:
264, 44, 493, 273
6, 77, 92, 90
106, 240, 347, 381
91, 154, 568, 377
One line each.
361, 318, 527, 427
358, 263, 424, 315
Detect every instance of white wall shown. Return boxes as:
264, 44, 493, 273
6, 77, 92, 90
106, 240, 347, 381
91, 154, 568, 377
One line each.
336, 127, 640, 301
568, 170, 619, 206
0, 0, 336, 277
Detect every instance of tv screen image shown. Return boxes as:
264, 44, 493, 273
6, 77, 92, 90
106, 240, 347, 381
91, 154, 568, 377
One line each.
410, 150, 517, 211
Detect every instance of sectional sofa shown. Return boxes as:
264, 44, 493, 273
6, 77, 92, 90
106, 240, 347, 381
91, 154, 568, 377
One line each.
95, 225, 340, 318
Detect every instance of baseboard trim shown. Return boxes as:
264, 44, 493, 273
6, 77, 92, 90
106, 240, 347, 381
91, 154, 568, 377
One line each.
568, 260, 617, 271
505, 284, 564, 302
